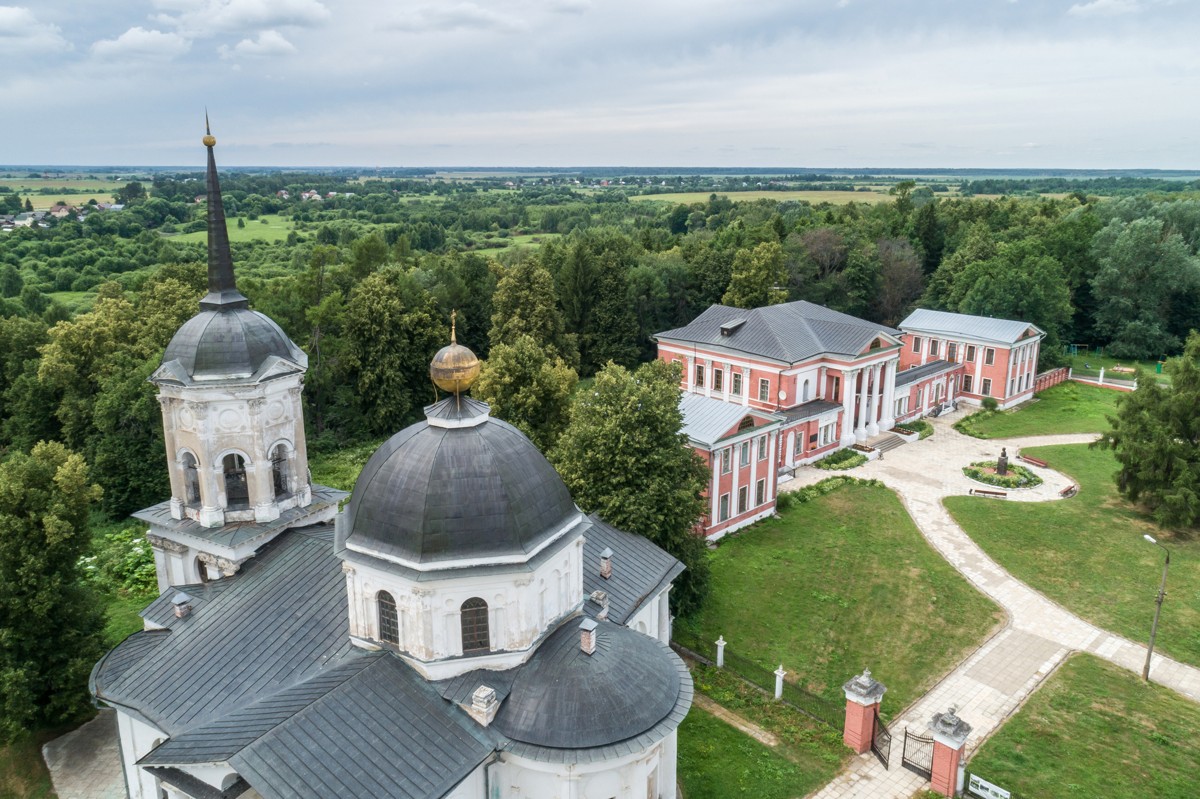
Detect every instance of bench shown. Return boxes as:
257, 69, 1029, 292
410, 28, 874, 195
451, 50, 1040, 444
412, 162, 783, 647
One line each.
1019, 455, 1048, 468
1059, 484, 1078, 498
969, 488, 1007, 498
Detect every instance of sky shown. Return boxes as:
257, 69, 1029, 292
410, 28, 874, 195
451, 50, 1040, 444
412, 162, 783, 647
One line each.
3, 0, 1199, 168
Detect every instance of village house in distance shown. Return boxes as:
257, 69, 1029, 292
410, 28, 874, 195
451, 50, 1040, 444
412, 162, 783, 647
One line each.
91, 129, 691, 799
655, 302, 1044, 538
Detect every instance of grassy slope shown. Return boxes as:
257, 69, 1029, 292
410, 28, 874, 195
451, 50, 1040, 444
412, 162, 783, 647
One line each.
170, 214, 293, 244
0, 730, 62, 799
946, 444, 1200, 666
969, 654, 1200, 799
957, 381, 1119, 439
680, 483, 1001, 716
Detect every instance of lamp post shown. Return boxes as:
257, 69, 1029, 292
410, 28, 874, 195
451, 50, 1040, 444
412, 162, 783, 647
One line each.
1142, 534, 1171, 682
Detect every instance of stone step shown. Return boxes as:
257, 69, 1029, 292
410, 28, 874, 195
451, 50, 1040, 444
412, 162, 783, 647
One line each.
872, 434, 908, 453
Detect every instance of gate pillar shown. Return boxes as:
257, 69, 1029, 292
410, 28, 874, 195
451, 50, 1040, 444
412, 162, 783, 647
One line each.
842, 668, 886, 754
929, 706, 971, 797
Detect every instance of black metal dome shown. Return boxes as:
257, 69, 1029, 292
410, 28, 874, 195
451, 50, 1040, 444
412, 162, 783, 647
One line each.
162, 309, 307, 380
494, 619, 682, 749
344, 399, 579, 566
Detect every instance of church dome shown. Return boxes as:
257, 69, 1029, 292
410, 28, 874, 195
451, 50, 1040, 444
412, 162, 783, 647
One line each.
494, 619, 683, 749
343, 398, 579, 567
162, 308, 307, 380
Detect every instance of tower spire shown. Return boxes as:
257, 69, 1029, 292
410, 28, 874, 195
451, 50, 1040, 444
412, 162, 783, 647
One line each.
199, 116, 248, 311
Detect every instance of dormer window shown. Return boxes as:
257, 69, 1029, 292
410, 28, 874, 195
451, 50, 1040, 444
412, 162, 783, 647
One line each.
377, 591, 399, 645
461, 597, 490, 654
223, 454, 249, 509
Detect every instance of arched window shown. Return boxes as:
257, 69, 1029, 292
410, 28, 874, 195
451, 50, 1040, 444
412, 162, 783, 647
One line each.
737, 416, 755, 432
181, 452, 201, 506
223, 454, 249, 509
802, 379, 811, 402
377, 591, 399, 645
271, 444, 290, 499
195, 556, 210, 584
460, 597, 490, 654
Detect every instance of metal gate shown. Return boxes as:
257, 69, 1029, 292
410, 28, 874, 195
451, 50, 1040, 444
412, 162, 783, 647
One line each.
870, 713, 891, 769
901, 728, 934, 779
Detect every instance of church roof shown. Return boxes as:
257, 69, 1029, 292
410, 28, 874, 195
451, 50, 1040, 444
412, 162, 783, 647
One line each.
343, 397, 580, 569
655, 300, 900, 364
583, 515, 686, 625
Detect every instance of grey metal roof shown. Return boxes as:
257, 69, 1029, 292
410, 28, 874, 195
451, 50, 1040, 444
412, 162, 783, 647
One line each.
227, 656, 497, 799
679, 392, 781, 448
895, 359, 959, 387
133, 485, 346, 549
900, 308, 1044, 346
582, 515, 684, 625
779, 399, 843, 424
144, 767, 250, 799
435, 667, 517, 707
656, 301, 900, 364
161, 308, 308, 381
493, 618, 682, 750
344, 408, 578, 566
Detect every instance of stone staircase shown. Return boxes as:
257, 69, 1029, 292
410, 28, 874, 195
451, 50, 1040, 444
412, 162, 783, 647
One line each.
870, 433, 908, 454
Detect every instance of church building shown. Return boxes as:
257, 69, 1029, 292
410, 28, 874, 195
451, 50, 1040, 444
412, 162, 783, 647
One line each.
92, 128, 691, 799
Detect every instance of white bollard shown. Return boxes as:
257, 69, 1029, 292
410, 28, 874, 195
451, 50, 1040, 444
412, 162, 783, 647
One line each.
715, 636, 726, 668
1099, 367, 1105, 385
774, 665, 786, 700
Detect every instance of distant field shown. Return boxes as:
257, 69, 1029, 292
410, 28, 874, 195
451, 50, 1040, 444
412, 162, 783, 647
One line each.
23, 192, 118, 210
631, 190, 891, 205
170, 214, 293, 243
1, 177, 125, 192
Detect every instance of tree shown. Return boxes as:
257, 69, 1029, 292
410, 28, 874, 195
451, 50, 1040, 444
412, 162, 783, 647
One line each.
722, 241, 787, 309
0, 441, 104, 739
474, 335, 577, 451
874, 237, 924, 326
0, 265, 22, 298
489, 259, 575, 364
551, 360, 710, 614
113, 181, 145, 205
1096, 332, 1200, 528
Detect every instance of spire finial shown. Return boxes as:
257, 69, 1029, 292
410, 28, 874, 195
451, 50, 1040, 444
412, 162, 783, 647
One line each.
451, 310, 458, 345
430, 315, 480, 400
198, 115, 248, 312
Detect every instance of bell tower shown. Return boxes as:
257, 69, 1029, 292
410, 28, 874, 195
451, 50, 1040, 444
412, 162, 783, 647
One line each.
136, 119, 344, 592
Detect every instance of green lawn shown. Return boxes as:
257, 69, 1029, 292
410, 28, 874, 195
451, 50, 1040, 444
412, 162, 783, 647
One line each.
946, 444, 1200, 666
968, 654, 1200, 799
954, 381, 1120, 439
170, 214, 293, 244
679, 482, 1002, 717
677, 705, 835, 799
0, 729, 62, 799
1064, 351, 1171, 385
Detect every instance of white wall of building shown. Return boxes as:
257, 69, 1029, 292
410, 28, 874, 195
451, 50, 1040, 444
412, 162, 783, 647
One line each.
494, 732, 675, 799
115, 711, 167, 799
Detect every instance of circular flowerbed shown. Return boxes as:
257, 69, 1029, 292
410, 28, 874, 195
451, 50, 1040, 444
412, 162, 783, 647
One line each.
962, 460, 1043, 489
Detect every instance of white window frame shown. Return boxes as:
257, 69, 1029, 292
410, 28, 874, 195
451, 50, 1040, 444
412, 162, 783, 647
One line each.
962, 374, 973, 393
739, 441, 750, 467
984, 348, 995, 366
737, 485, 749, 514
929, 340, 940, 358
731, 372, 743, 396
719, 493, 730, 522
755, 478, 766, 506
819, 421, 837, 447
757, 378, 770, 402
982, 378, 992, 396
912, 337, 921, 353
720, 447, 731, 474
713, 368, 724, 392
965, 345, 976, 362
757, 434, 768, 461
695, 363, 705, 387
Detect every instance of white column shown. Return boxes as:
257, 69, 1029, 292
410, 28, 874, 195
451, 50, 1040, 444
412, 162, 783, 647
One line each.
1005, 349, 1016, 400
749, 435, 759, 508
710, 456, 720, 527
867, 363, 882, 436
921, 338, 929, 365
840, 369, 856, 446
854, 370, 868, 442
881, 359, 896, 429
686, 356, 694, 392
704, 359, 712, 398
767, 431, 777, 500
742, 366, 750, 406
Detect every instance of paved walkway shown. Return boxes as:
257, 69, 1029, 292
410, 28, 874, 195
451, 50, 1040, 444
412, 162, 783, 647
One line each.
778, 413, 1200, 799
43, 709, 125, 799
693, 694, 781, 748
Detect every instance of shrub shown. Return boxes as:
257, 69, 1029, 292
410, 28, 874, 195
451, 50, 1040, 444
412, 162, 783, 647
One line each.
982, 396, 999, 411
80, 525, 157, 598
814, 448, 867, 471
962, 460, 1043, 489
953, 411, 992, 439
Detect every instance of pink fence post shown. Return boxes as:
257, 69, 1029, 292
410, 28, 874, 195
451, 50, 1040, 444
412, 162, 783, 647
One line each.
929, 706, 971, 797
842, 668, 886, 754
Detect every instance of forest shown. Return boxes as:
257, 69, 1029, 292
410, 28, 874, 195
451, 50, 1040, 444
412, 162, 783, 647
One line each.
3, 167, 1200, 741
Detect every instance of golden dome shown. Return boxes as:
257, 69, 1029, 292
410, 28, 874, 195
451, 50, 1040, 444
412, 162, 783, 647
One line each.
203, 134, 217, 147
430, 312, 480, 394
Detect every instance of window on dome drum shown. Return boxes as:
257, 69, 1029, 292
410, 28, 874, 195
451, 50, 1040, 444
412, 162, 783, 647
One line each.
719, 493, 730, 522
985, 348, 995, 366
731, 371, 742, 396
737, 486, 748, 514
223, 454, 249, 509
757, 434, 767, 460
929, 340, 940, 357
461, 597, 490, 654
377, 591, 400, 645
912, 337, 921, 353
758, 378, 770, 402
962, 374, 973, 394
181, 452, 201, 506
694, 363, 705, 388
713, 368, 723, 392
965, 345, 976, 362
739, 441, 750, 467
271, 444, 290, 499
981, 378, 992, 396
947, 342, 957, 361
755, 478, 766, 506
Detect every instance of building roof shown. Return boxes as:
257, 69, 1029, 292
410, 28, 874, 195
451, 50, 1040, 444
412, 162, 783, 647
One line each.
778, 399, 843, 424
900, 308, 1044, 346
678, 392, 781, 448
656, 301, 900, 364
343, 398, 579, 568
582, 515, 685, 626
894, 359, 959, 387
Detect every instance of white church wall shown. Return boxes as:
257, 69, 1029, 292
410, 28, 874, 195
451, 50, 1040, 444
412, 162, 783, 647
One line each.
496, 738, 670, 799
344, 533, 586, 679
115, 711, 167, 799
626, 585, 672, 645
443, 763, 487, 799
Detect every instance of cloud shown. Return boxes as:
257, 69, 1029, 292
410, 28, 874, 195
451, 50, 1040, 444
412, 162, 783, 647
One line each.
91, 26, 191, 59
219, 29, 296, 58
153, 0, 330, 36
1068, 0, 1140, 17
0, 6, 70, 53
389, 3, 525, 34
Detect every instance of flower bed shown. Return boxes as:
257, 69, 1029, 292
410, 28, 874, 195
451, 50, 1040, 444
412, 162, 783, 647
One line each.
962, 460, 1043, 489
814, 448, 868, 471
899, 419, 934, 439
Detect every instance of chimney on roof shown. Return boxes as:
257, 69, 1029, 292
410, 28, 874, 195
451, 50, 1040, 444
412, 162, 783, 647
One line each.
590, 590, 610, 621
599, 547, 613, 580
465, 685, 499, 726
579, 618, 599, 656
172, 592, 193, 619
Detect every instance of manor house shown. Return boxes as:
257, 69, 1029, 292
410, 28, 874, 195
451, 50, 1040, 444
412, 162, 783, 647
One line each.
655, 302, 1044, 538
